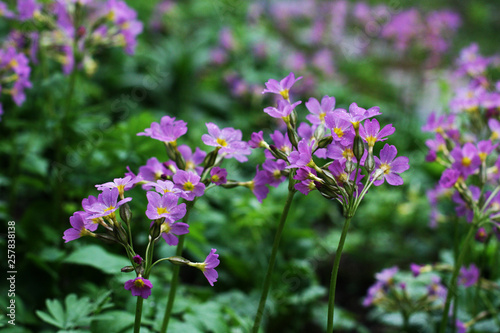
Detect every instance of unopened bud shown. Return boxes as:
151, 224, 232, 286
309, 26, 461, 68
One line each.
121, 266, 135, 273
77, 26, 86, 38
167, 256, 191, 266
365, 153, 375, 174
203, 149, 219, 168
345, 160, 355, 174
165, 142, 177, 161
287, 126, 299, 148
353, 135, 365, 161
314, 124, 326, 142
290, 109, 297, 129
149, 220, 162, 239
175, 150, 186, 170
119, 203, 132, 224
317, 135, 333, 149
220, 181, 239, 189
269, 145, 289, 161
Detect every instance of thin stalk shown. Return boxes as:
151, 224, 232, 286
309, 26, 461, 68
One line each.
252, 189, 296, 333
438, 222, 477, 333
133, 297, 144, 333
326, 216, 352, 333
160, 200, 195, 333
452, 219, 459, 333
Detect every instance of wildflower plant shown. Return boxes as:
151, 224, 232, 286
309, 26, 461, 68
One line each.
250, 72, 409, 332
422, 44, 500, 332
63, 114, 256, 332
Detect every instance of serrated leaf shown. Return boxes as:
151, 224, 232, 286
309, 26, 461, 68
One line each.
46, 299, 66, 328
91, 310, 135, 333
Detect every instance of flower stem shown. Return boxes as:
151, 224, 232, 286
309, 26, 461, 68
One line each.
160, 200, 195, 333
252, 189, 296, 333
133, 296, 144, 333
326, 216, 352, 333
438, 221, 477, 333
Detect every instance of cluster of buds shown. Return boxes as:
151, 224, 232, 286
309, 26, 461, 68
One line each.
424, 44, 500, 238
248, 72, 409, 217
8, 0, 142, 76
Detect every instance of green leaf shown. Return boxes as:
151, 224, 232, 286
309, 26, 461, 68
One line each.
36, 309, 65, 329
91, 310, 134, 333
63, 245, 130, 274
46, 299, 66, 328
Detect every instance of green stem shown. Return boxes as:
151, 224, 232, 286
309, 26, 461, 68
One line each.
160, 200, 195, 333
438, 222, 477, 333
326, 216, 352, 333
133, 296, 144, 333
252, 189, 296, 333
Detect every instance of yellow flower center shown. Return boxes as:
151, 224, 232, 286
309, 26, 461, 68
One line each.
134, 278, 145, 288
216, 138, 228, 147
319, 112, 326, 121
157, 207, 170, 216
107, 10, 115, 21
492, 132, 499, 140
333, 128, 344, 138
161, 223, 171, 234
479, 152, 487, 162
117, 185, 125, 196
380, 163, 391, 174
342, 148, 353, 161
280, 89, 289, 100
186, 161, 195, 170
8, 58, 18, 68
273, 170, 281, 180
211, 175, 220, 183
366, 136, 376, 147
183, 181, 195, 191
104, 206, 115, 213
461, 157, 471, 167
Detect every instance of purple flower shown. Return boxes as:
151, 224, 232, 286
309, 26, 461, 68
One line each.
151, 180, 182, 196
63, 212, 95, 243
293, 167, 318, 195
137, 116, 187, 143
201, 123, 251, 162
333, 103, 381, 131
373, 144, 410, 186
145, 191, 186, 221
421, 112, 455, 133
87, 188, 132, 219
248, 131, 266, 149
475, 227, 487, 242
263, 99, 302, 119
410, 263, 423, 277
178, 145, 206, 174
439, 169, 460, 188
138, 157, 171, 182
324, 112, 353, 145
375, 266, 398, 283
328, 160, 363, 188
477, 140, 497, 163
198, 248, 220, 286
458, 264, 479, 287
17, 0, 41, 21
427, 276, 447, 300
363, 281, 384, 307
262, 159, 287, 187
160, 221, 189, 246
305, 95, 336, 125
488, 118, 500, 140
262, 72, 302, 100
133, 255, 143, 265
266, 130, 293, 157
210, 167, 227, 185
359, 119, 395, 150
96, 176, 137, 197
250, 166, 271, 203
104, 0, 143, 54
287, 139, 314, 169
455, 320, 467, 333
172, 170, 205, 201
450, 143, 481, 177
452, 186, 480, 222
124, 277, 153, 299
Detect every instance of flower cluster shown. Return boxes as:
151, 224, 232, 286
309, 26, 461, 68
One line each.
248, 72, 409, 214
0, 46, 32, 119
62, 115, 255, 298
10, 0, 142, 75
364, 263, 487, 332
423, 45, 500, 239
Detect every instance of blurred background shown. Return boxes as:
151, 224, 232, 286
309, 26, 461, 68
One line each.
1, 0, 499, 332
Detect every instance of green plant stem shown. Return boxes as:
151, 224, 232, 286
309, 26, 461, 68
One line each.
252, 189, 296, 333
439, 222, 477, 333
160, 200, 195, 333
133, 296, 144, 333
326, 216, 352, 333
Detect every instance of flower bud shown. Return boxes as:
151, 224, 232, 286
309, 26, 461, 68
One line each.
269, 145, 289, 161
167, 256, 191, 266
290, 109, 298, 129
317, 135, 333, 149
287, 126, 300, 148
149, 220, 162, 239
119, 203, 132, 224
220, 181, 239, 189
365, 153, 375, 174
345, 160, 355, 174
353, 135, 365, 162
121, 266, 135, 273
314, 124, 326, 142
174, 149, 186, 170
165, 142, 177, 161
203, 149, 219, 168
